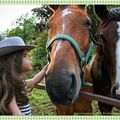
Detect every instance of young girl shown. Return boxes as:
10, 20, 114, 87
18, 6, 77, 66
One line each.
0, 37, 48, 115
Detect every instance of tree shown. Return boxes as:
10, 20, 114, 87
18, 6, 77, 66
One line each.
31, 5, 52, 33
5, 13, 47, 70
8, 14, 37, 44
30, 30, 48, 70
32, 5, 52, 22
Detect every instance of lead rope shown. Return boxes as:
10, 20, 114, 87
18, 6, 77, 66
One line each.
81, 59, 93, 87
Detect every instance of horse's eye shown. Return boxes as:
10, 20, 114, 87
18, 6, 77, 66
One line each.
100, 34, 104, 39
86, 20, 91, 27
99, 34, 104, 43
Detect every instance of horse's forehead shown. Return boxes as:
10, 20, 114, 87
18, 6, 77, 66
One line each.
62, 8, 72, 17
57, 7, 86, 17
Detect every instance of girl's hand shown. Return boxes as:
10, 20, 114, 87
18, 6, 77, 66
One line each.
42, 63, 49, 71
25, 63, 49, 88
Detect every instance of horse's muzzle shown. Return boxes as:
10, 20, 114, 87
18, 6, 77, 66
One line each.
45, 71, 78, 105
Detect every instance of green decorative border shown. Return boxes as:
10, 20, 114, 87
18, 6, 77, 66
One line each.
1, 116, 120, 120
0, 0, 120, 120
0, 0, 120, 5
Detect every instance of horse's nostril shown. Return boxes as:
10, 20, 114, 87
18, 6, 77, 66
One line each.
70, 74, 76, 91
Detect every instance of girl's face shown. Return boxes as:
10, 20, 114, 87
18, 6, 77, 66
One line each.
22, 50, 32, 72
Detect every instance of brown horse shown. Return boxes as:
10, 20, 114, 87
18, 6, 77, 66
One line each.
91, 5, 120, 114
45, 5, 94, 115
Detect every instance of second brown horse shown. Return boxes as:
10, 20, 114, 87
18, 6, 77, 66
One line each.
91, 5, 120, 114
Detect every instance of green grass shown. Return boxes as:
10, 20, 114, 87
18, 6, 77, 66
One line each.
29, 88, 56, 115
29, 88, 120, 115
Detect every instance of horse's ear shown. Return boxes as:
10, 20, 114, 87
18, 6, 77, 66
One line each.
48, 5, 59, 12
94, 5, 108, 20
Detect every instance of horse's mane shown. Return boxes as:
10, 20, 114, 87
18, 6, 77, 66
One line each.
107, 8, 120, 21
97, 8, 120, 35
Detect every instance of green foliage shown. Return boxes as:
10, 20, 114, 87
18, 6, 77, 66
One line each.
32, 5, 52, 23
30, 30, 48, 70
8, 14, 37, 44
0, 31, 7, 40
2, 13, 47, 71
87, 5, 100, 35
32, 5, 51, 33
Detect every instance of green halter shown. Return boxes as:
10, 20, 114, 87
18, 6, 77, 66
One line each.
46, 33, 94, 87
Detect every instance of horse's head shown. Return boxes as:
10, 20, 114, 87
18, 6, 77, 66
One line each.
94, 5, 120, 98
45, 5, 93, 105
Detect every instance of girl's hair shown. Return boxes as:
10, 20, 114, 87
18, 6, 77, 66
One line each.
0, 50, 28, 115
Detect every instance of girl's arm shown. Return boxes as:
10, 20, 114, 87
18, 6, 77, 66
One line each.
25, 64, 48, 88
8, 96, 22, 115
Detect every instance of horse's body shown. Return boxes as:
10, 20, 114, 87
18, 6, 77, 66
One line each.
45, 5, 93, 115
91, 5, 120, 114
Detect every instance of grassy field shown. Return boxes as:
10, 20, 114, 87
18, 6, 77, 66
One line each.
29, 88, 56, 115
29, 88, 120, 115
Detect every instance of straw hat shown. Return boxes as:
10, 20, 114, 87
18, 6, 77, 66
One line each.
0, 37, 36, 57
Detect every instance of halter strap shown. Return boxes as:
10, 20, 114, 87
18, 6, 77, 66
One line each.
46, 33, 94, 87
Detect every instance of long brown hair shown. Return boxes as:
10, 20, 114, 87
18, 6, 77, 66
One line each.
0, 50, 28, 115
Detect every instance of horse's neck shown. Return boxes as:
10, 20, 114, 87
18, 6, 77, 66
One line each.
100, 46, 116, 83
97, 45, 114, 64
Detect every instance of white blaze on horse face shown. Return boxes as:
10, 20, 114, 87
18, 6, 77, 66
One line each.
62, 9, 72, 17
61, 9, 72, 34
54, 41, 62, 58
116, 22, 120, 87
62, 24, 65, 34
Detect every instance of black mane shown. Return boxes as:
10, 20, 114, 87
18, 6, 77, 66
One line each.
107, 8, 120, 21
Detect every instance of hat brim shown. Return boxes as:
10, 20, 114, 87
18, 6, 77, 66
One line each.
0, 45, 36, 57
